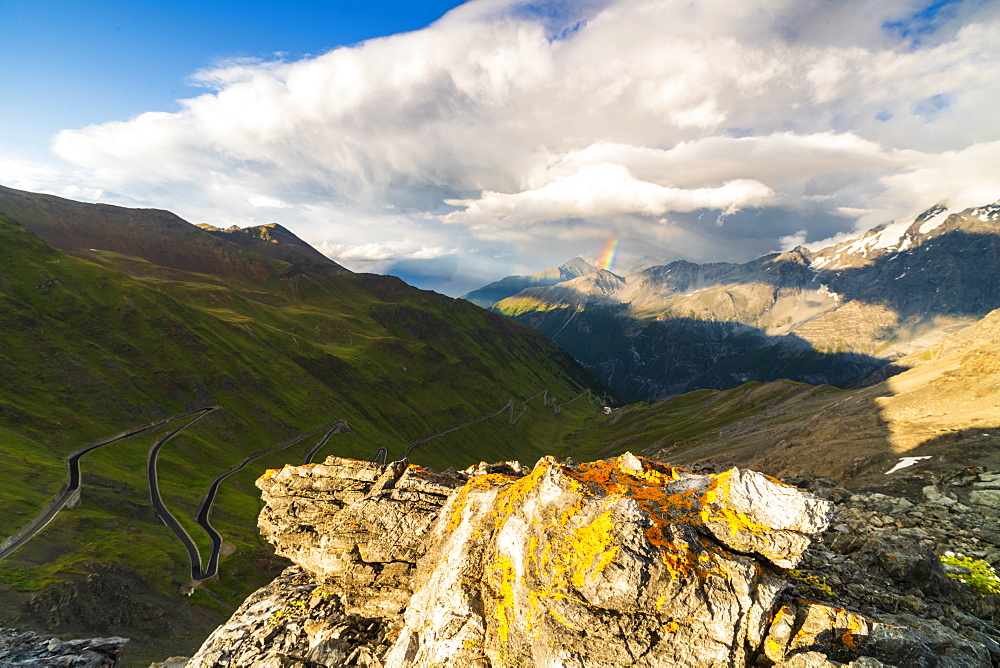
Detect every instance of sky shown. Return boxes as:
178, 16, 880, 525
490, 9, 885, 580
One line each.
2, 0, 999, 296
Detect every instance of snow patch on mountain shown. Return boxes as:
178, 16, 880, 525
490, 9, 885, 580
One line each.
917, 205, 951, 235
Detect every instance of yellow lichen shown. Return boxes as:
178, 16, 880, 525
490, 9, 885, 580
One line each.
568, 509, 620, 588
765, 636, 785, 660
548, 607, 582, 631
489, 557, 518, 645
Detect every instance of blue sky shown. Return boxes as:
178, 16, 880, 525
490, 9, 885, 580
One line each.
0, 0, 465, 160
2, 0, 999, 295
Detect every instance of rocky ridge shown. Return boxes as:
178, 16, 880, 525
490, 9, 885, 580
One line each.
776, 469, 1000, 666
181, 454, 999, 667
462, 257, 598, 308
642, 306, 1000, 485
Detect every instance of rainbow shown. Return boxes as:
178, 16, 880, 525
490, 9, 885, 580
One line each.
597, 237, 621, 272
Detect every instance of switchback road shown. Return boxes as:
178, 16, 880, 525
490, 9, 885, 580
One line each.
0, 407, 217, 562
2, 409, 351, 589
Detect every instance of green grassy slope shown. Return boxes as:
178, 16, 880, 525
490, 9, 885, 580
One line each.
558, 380, 831, 463
0, 194, 605, 663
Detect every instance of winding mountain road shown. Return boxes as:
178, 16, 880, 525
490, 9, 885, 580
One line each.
0, 407, 217, 562
3, 387, 600, 582
149, 419, 350, 583
303, 421, 350, 465
2, 409, 351, 589
403, 388, 601, 457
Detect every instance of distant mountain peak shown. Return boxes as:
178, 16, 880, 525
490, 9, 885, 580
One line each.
558, 256, 597, 275
808, 201, 1000, 272
461, 257, 597, 307
564, 268, 627, 297
482, 197, 1000, 401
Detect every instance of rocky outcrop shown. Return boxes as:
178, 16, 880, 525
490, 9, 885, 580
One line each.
0, 627, 128, 667
188, 454, 863, 666
383, 454, 828, 667
189, 454, 1000, 666
774, 471, 1000, 666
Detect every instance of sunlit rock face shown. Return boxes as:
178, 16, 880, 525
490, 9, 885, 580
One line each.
188, 454, 837, 667
385, 454, 830, 667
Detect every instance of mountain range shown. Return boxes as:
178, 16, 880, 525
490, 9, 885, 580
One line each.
469, 201, 1000, 400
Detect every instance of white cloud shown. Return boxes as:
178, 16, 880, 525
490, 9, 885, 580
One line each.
0, 157, 106, 202
441, 163, 775, 227
336, 242, 396, 262
245, 194, 290, 208
409, 246, 460, 260
24, 0, 1000, 293
878, 141, 1000, 217
318, 239, 463, 272
779, 229, 808, 251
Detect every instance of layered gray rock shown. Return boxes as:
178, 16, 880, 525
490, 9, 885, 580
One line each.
0, 627, 128, 667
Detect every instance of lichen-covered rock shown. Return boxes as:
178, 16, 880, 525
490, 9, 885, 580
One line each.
190, 457, 1000, 666
0, 627, 128, 667
243, 453, 835, 667
384, 454, 830, 667
194, 453, 850, 666
186, 566, 390, 668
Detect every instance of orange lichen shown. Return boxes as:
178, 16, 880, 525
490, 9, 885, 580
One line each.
555, 456, 733, 580
259, 468, 280, 481
462, 454, 783, 646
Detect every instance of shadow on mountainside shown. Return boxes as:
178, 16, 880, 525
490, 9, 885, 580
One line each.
516, 310, 898, 402
633, 363, 1000, 494
505, 228, 1000, 402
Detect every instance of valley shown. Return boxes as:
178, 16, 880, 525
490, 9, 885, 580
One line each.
2, 186, 999, 665
0, 186, 608, 663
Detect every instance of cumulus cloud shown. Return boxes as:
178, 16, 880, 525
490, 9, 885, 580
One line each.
779, 229, 809, 251
441, 164, 775, 227
34, 0, 1000, 292
318, 240, 463, 272
245, 194, 290, 208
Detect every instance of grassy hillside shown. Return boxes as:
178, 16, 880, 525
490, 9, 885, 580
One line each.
558, 380, 828, 463
0, 191, 606, 664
